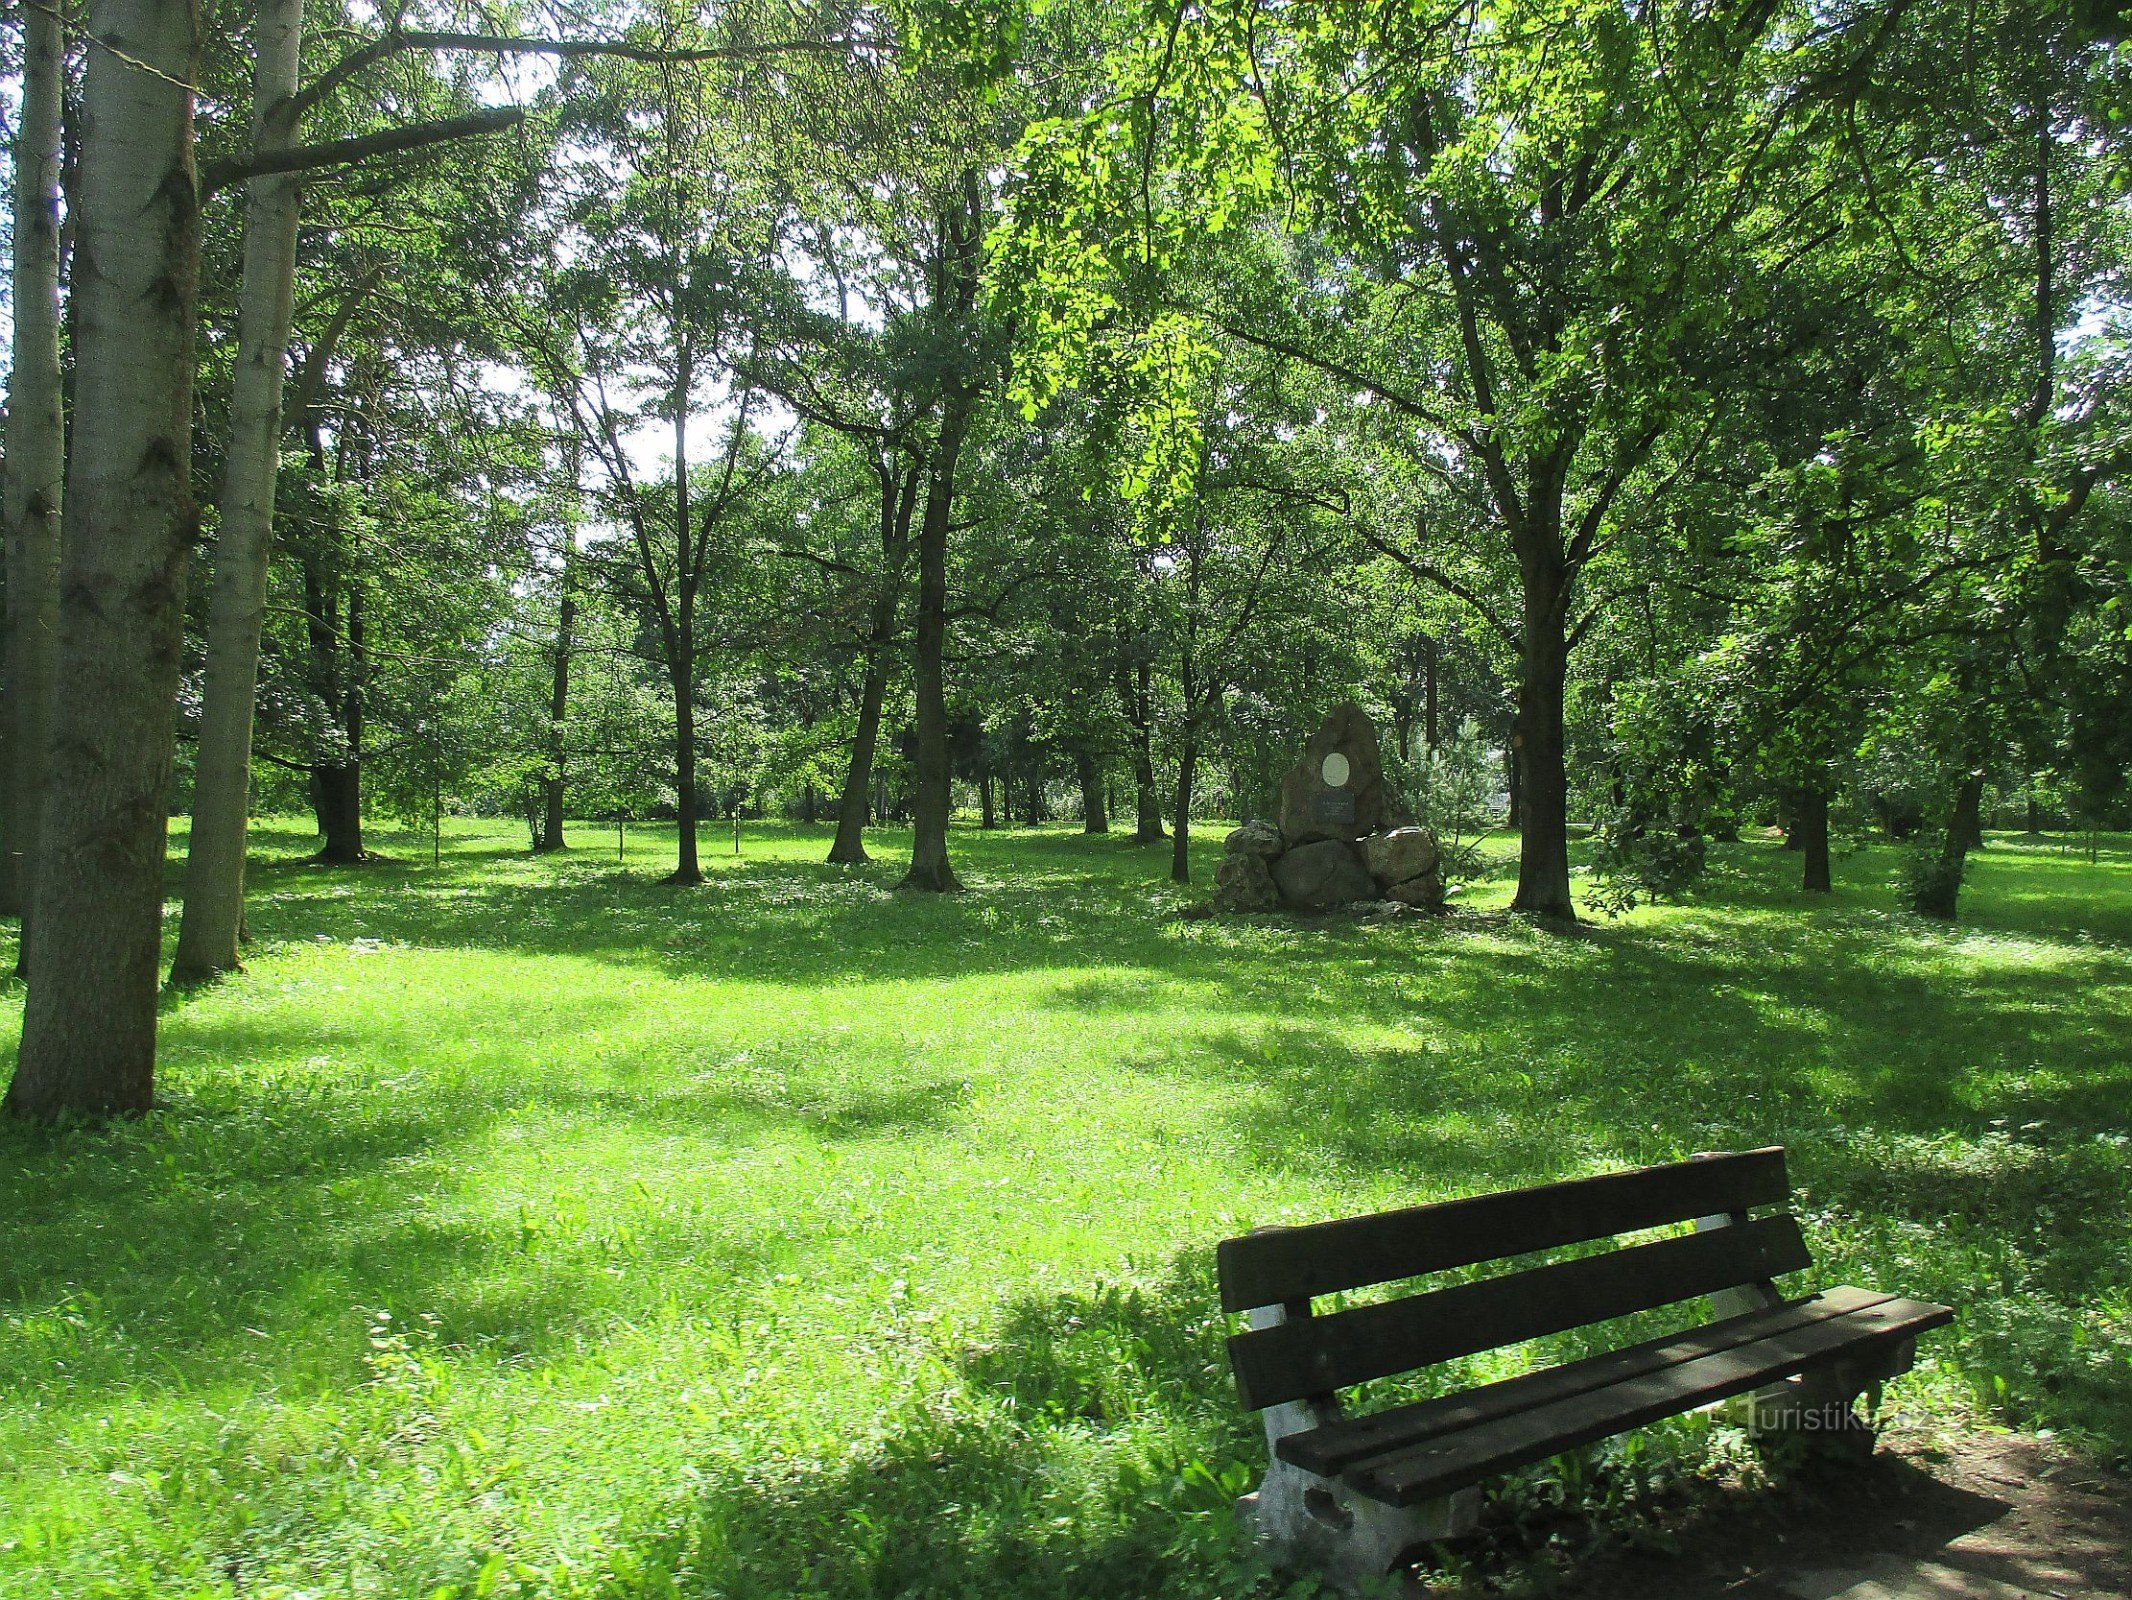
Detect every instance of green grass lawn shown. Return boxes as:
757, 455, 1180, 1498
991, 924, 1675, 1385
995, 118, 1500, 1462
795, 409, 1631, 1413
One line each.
2, 818, 2128, 1599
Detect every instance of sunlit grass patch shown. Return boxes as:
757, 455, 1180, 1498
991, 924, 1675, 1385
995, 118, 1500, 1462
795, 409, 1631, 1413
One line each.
1, 819, 2127, 1597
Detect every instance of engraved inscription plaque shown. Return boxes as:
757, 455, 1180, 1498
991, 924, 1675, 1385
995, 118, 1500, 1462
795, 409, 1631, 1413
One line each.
1312, 791, 1357, 825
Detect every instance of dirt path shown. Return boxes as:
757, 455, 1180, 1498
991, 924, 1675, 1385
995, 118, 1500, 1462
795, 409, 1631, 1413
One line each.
1557, 1433, 2132, 1600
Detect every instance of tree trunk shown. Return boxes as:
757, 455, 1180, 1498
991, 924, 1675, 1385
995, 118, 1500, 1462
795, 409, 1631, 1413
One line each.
1170, 734, 1197, 885
1912, 775, 1983, 921
1, 0, 67, 934
312, 763, 362, 863
8, 0, 202, 1120
829, 633, 892, 864
801, 781, 817, 825
1510, 604, 1574, 919
1077, 750, 1108, 833
171, 0, 307, 979
667, 651, 702, 885
828, 463, 915, 866
2026, 796, 2042, 835
1797, 786, 1832, 894
310, 579, 368, 862
1505, 743, 1522, 830
1124, 662, 1166, 843
535, 517, 576, 853
980, 772, 995, 829
1424, 637, 1440, 751
1955, 791, 1985, 853
899, 401, 970, 893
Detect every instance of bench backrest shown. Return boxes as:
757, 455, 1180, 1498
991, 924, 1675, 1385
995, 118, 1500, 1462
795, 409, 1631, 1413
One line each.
1218, 1148, 1802, 1411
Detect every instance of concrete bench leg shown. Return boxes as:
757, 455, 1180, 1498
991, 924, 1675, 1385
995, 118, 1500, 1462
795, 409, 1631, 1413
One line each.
1237, 1301, 1480, 1591
1238, 1459, 1480, 1592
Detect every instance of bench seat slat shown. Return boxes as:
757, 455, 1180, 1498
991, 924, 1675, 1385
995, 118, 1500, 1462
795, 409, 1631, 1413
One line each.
1277, 1286, 1893, 1477
1345, 1293, 1956, 1506
1228, 1212, 1812, 1410
1217, 1148, 1789, 1313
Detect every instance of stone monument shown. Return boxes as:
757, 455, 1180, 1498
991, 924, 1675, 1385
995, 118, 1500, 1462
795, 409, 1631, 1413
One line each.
1209, 705, 1445, 915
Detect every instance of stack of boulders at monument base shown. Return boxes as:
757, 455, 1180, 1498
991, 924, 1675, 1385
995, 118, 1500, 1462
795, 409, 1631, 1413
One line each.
1211, 704, 1447, 916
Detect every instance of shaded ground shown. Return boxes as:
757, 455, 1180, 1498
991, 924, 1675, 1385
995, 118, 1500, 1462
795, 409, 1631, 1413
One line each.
1555, 1432, 2132, 1600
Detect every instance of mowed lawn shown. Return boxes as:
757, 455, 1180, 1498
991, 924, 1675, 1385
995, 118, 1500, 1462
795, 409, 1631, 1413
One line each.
2, 819, 2129, 1599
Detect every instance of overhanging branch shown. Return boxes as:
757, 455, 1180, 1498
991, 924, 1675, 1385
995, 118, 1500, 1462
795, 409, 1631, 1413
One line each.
201, 107, 524, 198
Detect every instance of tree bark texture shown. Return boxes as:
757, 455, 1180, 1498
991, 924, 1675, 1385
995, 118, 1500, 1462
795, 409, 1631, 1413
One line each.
1510, 556, 1575, 919
1077, 749, 1108, 834
9, 0, 202, 1120
173, 0, 306, 979
1912, 774, 1984, 921
535, 516, 577, 852
1170, 735, 1198, 885
899, 400, 970, 893
1, 0, 68, 930
828, 462, 915, 865
1797, 786, 1832, 894
1122, 661, 1165, 843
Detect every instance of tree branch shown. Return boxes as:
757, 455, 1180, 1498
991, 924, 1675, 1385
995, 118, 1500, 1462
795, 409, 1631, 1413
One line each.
200, 108, 524, 198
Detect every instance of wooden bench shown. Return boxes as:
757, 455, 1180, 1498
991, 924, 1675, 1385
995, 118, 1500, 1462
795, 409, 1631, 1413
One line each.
1216, 1148, 1953, 1589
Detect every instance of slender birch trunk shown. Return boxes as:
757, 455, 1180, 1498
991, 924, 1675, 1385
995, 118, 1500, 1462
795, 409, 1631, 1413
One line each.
2, 0, 69, 936
172, 0, 307, 981
8, 0, 202, 1119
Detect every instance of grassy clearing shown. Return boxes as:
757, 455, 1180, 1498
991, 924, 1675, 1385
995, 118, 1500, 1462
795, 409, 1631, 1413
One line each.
2, 818, 2128, 1598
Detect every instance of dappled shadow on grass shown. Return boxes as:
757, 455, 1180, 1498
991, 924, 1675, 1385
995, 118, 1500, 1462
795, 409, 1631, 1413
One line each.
572, 1252, 1272, 1600
221, 825, 1210, 996
0, 1007, 976, 1399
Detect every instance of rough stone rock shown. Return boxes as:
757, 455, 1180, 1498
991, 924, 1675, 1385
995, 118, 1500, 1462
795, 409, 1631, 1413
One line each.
1225, 819, 1284, 859
1273, 837, 1377, 909
1212, 848, 1280, 912
1386, 871, 1446, 910
1364, 826, 1440, 887
1278, 703, 1394, 845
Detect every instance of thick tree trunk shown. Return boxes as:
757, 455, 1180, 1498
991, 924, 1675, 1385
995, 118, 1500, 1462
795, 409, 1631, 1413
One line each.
2026, 796, 2043, 835
8, 0, 201, 1120
1077, 750, 1108, 834
1955, 791, 1985, 853
979, 772, 996, 829
1510, 600, 1574, 919
172, 0, 306, 979
1797, 786, 1832, 893
313, 763, 363, 863
667, 652, 702, 885
1912, 775, 1984, 921
2, 0, 67, 934
1124, 662, 1166, 843
1170, 734, 1197, 884
900, 403, 970, 893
